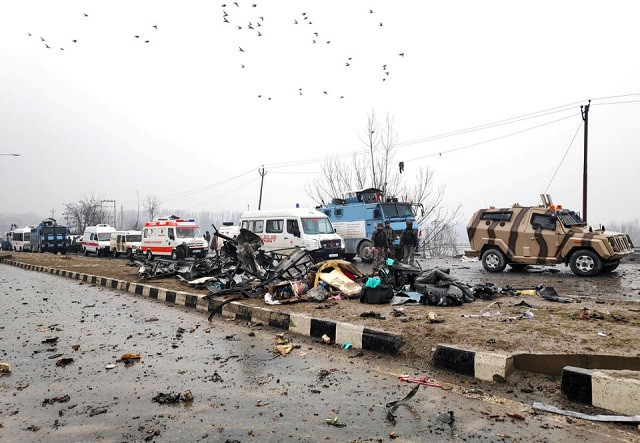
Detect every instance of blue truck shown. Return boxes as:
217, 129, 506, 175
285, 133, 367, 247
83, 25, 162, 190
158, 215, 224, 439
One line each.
317, 188, 419, 263
30, 218, 69, 254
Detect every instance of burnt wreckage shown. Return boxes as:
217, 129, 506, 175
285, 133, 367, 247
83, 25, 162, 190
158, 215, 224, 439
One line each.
134, 225, 315, 298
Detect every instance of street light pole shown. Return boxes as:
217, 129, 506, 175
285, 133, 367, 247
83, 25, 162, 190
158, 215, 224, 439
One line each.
0, 153, 20, 156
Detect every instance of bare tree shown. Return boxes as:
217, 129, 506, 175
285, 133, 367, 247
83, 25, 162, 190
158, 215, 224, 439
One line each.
143, 194, 161, 221
63, 194, 106, 234
607, 219, 640, 245
306, 111, 461, 256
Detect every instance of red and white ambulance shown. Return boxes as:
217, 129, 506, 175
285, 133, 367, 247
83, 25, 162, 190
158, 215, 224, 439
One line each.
141, 216, 208, 260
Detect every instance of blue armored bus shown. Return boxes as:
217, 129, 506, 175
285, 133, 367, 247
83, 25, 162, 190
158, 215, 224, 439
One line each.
30, 218, 69, 254
317, 188, 419, 262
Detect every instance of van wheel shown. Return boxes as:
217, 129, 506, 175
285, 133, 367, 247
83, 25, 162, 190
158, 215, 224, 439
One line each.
84, 248, 89, 256
482, 248, 507, 272
601, 261, 620, 273
569, 249, 602, 276
170, 249, 178, 261
126, 248, 133, 258
113, 249, 120, 258
95, 249, 100, 257
358, 240, 374, 263
146, 250, 154, 261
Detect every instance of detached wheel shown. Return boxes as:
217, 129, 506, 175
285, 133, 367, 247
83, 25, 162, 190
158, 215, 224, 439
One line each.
170, 249, 178, 261
481, 248, 507, 272
358, 240, 374, 263
569, 249, 602, 276
146, 250, 154, 261
601, 260, 620, 273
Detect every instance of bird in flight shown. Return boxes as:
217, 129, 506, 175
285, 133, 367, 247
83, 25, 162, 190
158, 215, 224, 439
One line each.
134, 35, 140, 38
399, 53, 404, 57
379, 22, 383, 26
299, 88, 303, 96
45, 44, 50, 48
383, 64, 387, 70
60, 48, 64, 50
223, 17, 229, 23
84, 13, 88, 17
259, 16, 264, 21
314, 32, 318, 37
144, 40, 150, 43
238, 46, 244, 52
322, 91, 327, 95
252, 3, 257, 7
326, 41, 330, 44
339, 96, 344, 99
223, 10, 228, 16
237, 26, 242, 30
345, 62, 350, 66
257, 31, 262, 36
40, 37, 45, 41
294, 19, 298, 24
233, 2, 239, 6
241, 64, 245, 68
248, 23, 254, 29
72, 39, 77, 42
369, 9, 373, 13
153, 25, 158, 29
27, 33, 32, 36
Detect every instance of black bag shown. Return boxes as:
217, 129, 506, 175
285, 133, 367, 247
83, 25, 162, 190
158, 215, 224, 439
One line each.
359, 285, 394, 304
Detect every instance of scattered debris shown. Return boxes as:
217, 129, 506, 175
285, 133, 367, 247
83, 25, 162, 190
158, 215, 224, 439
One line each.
428, 311, 444, 323
399, 376, 451, 390
71, 344, 80, 351
88, 406, 108, 416
55, 357, 74, 367
105, 364, 116, 370
325, 416, 347, 427
255, 400, 269, 407
436, 411, 455, 425
532, 402, 640, 423
0, 362, 11, 375
320, 334, 332, 344
152, 391, 194, 404
41, 337, 59, 344
537, 286, 573, 303
360, 311, 385, 319
386, 384, 420, 424
42, 395, 70, 406
507, 412, 525, 420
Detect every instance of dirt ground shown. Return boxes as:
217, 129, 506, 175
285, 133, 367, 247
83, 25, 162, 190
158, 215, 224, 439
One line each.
4, 252, 640, 360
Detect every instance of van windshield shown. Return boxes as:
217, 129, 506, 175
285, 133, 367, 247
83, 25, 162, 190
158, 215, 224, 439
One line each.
126, 235, 142, 242
97, 233, 112, 241
301, 218, 334, 235
177, 227, 201, 239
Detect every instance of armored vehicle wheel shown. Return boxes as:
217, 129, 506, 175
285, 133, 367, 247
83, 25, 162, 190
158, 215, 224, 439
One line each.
601, 261, 620, 273
569, 249, 602, 276
170, 249, 178, 261
358, 240, 374, 263
146, 250, 154, 261
481, 248, 507, 272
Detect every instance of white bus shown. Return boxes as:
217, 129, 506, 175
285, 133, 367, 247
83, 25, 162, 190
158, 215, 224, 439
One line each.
10, 226, 34, 252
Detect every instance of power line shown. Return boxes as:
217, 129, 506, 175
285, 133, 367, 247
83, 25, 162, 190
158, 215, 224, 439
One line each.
186, 176, 261, 210
545, 121, 583, 193
591, 99, 640, 107
158, 168, 256, 203
403, 113, 579, 163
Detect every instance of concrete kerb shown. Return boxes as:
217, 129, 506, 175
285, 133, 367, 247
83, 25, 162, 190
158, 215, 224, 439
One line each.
433, 344, 514, 382
0, 258, 404, 355
562, 366, 640, 416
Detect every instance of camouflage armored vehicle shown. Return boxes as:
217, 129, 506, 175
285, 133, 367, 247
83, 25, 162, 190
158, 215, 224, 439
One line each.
465, 195, 634, 276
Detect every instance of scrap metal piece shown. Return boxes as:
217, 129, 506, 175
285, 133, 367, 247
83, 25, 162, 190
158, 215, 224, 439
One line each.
385, 384, 420, 424
532, 402, 640, 423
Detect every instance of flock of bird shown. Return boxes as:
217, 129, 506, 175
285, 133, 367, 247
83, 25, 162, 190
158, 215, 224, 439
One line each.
26, 3, 407, 102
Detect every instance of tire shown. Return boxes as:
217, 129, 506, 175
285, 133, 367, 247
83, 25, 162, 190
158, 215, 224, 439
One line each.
113, 249, 120, 258
84, 248, 89, 256
146, 250, 154, 261
508, 263, 529, 271
95, 248, 100, 257
569, 249, 602, 277
170, 249, 178, 261
358, 240, 374, 263
601, 261, 620, 273
60, 249, 66, 256
126, 248, 133, 258
481, 248, 507, 272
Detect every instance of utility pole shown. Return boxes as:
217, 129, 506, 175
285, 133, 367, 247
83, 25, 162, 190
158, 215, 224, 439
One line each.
581, 100, 591, 223
50, 208, 56, 219
120, 205, 124, 230
258, 166, 266, 210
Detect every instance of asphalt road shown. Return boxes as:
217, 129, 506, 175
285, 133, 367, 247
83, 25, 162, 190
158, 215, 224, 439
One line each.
0, 265, 635, 442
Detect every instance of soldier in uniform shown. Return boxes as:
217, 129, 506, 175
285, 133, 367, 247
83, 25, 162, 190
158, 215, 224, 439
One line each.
371, 222, 387, 273
383, 220, 394, 260
400, 221, 419, 266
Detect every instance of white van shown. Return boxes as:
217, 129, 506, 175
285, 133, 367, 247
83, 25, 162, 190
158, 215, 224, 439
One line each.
10, 226, 34, 252
212, 222, 240, 251
109, 230, 142, 257
239, 208, 345, 260
82, 224, 116, 256
141, 217, 208, 260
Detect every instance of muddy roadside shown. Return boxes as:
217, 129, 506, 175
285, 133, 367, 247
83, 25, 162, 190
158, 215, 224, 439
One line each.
5, 252, 640, 360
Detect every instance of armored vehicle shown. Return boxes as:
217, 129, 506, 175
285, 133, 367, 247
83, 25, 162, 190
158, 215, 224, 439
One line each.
465, 195, 634, 276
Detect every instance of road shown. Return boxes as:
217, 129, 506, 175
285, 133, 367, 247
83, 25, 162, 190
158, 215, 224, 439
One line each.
0, 265, 635, 442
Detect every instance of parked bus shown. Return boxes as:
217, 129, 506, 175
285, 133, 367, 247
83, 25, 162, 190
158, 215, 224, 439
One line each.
30, 218, 68, 254
10, 226, 34, 251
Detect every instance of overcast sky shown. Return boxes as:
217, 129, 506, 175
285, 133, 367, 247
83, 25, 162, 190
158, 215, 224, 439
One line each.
1, 0, 639, 227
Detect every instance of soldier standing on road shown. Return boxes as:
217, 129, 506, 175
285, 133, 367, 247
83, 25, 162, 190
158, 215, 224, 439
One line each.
400, 221, 419, 266
371, 222, 387, 274
383, 220, 394, 260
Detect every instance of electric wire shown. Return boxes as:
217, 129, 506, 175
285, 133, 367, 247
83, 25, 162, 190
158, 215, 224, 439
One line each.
544, 121, 583, 193
186, 176, 261, 210
158, 168, 256, 203
591, 99, 640, 107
